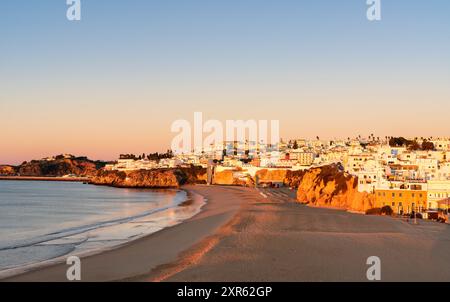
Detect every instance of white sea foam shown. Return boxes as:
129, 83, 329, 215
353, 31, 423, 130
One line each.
0, 181, 205, 278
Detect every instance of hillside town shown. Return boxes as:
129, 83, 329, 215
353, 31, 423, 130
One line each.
105, 137, 450, 219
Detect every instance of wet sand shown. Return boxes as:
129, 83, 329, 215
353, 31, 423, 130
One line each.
4, 185, 450, 282
2, 185, 249, 282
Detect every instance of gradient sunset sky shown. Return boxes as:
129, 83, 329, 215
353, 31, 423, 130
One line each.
1, 0, 449, 164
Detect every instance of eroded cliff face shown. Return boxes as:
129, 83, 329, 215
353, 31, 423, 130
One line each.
90, 169, 181, 188
213, 170, 250, 186
90, 166, 207, 188
16, 158, 104, 177
255, 169, 287, 183
179, 166, 207, 184
295, 164, 375, 213
213, 168, 288, 186
0, 165, 17, 176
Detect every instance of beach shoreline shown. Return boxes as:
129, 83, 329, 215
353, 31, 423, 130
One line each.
1, 185, 249, 282
4, 184, 450, 282
0, 186, 204, 280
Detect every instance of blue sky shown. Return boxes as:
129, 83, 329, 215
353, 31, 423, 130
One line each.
1, 0, 450, 163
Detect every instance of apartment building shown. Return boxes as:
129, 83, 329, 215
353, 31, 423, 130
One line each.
291, 151, 315, 166
375, 188, 427, 214
427, 180, 450, 210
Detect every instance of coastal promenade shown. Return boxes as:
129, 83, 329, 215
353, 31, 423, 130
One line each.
4, 185, 450, 282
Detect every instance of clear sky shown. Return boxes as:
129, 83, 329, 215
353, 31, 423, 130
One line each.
1, 0, 450, 164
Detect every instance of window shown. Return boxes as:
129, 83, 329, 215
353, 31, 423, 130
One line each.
392, 202, 396, 207
392, 193, 395, 197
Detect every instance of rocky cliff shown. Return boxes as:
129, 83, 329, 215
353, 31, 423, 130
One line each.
16, 157, 105, 177
294, 164, 375, 213
213, 169, 251, 186
255, 169, 287, 183
90, 169, 181, 188
0, 165, 17, 176
179, 166, 208, 184
90, 166, 207, 188
1, 156, 106, 177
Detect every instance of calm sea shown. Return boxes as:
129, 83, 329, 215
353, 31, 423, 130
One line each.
0, 180, 203, 273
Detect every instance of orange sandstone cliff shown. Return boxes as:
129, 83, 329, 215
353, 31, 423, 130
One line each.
213, 169, 250, 186
255, 169, 287, 183
90, 169, 181, 188
90, 166, 207, 188
293, 164, 375, 213
0, 165, 16, 176
249, 166, 374, 212
0, 156, 105, 177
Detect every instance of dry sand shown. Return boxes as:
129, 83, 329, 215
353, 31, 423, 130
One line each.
4, 185, 450, 282
148, 187, 450, 282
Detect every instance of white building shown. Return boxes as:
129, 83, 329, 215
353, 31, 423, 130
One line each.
427, 180, 450, 210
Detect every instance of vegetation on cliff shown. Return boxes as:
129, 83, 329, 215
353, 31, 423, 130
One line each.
389, 137, 435, 151
1, 155, 107, 177
119, 150, 174, 161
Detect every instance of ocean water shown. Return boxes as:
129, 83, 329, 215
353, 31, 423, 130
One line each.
0, 181, 204, 273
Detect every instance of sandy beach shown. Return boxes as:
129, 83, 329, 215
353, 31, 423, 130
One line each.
4, 185, 450, 282
154, 187, 450, 282
2, 185, 249, 282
